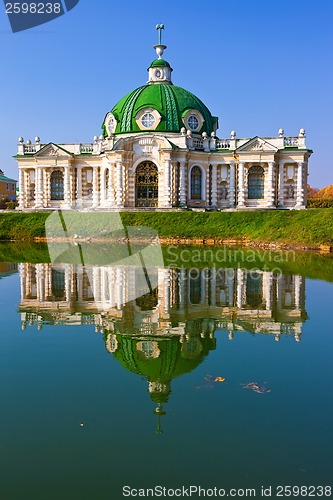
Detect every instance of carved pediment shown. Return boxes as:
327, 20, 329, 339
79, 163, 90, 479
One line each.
35, 143, 73, 158
236, 137, 278, 152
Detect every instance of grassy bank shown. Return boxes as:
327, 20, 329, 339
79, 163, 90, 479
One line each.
0, 209, 332, 247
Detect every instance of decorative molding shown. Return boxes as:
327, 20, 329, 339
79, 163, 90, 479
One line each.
236, 137, 278, 153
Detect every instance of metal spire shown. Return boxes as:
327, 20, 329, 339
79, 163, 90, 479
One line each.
156, 24, 164, 45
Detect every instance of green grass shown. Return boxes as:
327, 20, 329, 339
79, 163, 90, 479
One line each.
0, 209, 332, 246
0, 212, 49, 240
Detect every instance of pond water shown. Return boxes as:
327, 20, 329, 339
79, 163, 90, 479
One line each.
0, 243, 332, 500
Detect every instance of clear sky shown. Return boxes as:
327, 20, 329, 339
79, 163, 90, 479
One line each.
0, 0, 332, 187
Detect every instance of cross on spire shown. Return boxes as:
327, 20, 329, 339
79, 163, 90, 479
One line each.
156, 24, 164, 45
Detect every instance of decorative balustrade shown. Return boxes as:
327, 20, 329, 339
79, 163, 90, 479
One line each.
80, 144, 94, 153
192, 139, 204, 150
23, 144, 36, 153
284, 137, 299, 147
216, 139, 231, 149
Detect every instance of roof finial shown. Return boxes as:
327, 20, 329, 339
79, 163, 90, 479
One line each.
154, 24, 166, 59
156, 23, 164, 45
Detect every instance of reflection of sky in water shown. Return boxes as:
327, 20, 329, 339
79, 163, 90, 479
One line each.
0, 261, 332, 499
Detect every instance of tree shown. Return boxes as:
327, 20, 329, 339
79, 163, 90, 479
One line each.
307, 184, 319, 199
316, 184, 333, 199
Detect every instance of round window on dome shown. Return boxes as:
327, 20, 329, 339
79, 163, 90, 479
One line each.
188, 115, 199, 131
141, 113, 156, 128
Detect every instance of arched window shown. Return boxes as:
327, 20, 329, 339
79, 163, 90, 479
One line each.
191, 166, 202, 200
246, 272, 263, 308
189, 269, 202, 304
105, 169, 109, 191
51, 269, 65, 299
248, 166, 264, 199
50, 170, 64, 200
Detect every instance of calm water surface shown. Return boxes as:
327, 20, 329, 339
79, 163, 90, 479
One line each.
0, 244, 332, 500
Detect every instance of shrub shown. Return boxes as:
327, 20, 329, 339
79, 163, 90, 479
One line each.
5, 200, 19, 210
308, 198, 333, 208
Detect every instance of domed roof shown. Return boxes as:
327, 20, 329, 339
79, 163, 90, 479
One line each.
109, 330, 215, 402
102, 83, 217, 136
102, 29, 219, 137
149, 58, 171, 68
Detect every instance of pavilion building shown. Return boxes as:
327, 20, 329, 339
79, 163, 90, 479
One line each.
15, 28, 312, 211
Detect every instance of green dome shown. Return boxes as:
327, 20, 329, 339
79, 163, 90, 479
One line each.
149, 58, 171, 68
103, 83, 217, 136
109, 331, 215, 393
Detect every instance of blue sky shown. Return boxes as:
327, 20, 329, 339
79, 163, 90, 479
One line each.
0, 0, 332, 187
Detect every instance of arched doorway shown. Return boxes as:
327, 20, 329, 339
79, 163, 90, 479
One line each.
248, 165, 264, 199
135, 161, 158, 207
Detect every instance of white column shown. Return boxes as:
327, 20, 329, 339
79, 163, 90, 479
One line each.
267, 161, 275, 207
116, 267, 123, 309
127, 168, 135, 207
109, 268, 115, 309
228, 162, 236, 207
236, 268, 245, 308
262, 271, 272, 311
45, 264, 51, 299
179, 162, 186, 207
108, 165, 116, 207
164, 159, 171, 207
100, 167, 106, 207
76, 167, 82, 208
77, 268, 83, 302
278, 161, 285, 207
294, 275, 302, 310
64, 166, 71, 208
35, 167, 43, 208
179, 268, 186, 310
116, 161, 123, 207
237, 162, 245, 207
210, 268, 216, 306
276, 275, 283, 310
92, 267, 101, 305
92, 166, 100, 208
164, 268, 171, 314
65, 265, 71, 303
211, 163, 217, 207
205, 166, 210, 204
37, 264, 45, 302
19, 263, 26, 300
227, 273, 235, 306
18, 168, 24, 209
44, 170, 50, 209
127, 268, 136, 304
25, 170, 31, 207
296, 162, 305, 208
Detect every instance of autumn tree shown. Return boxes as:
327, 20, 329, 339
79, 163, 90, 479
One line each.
316, 184, 333, 199
307, 184, 319, 198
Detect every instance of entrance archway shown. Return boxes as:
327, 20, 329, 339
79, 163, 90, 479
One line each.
248, 165, 264, 199
135, 161, 158, 207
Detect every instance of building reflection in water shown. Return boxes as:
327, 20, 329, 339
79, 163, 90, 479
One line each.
19, 263, 307, 430
0, 262, 18, 279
